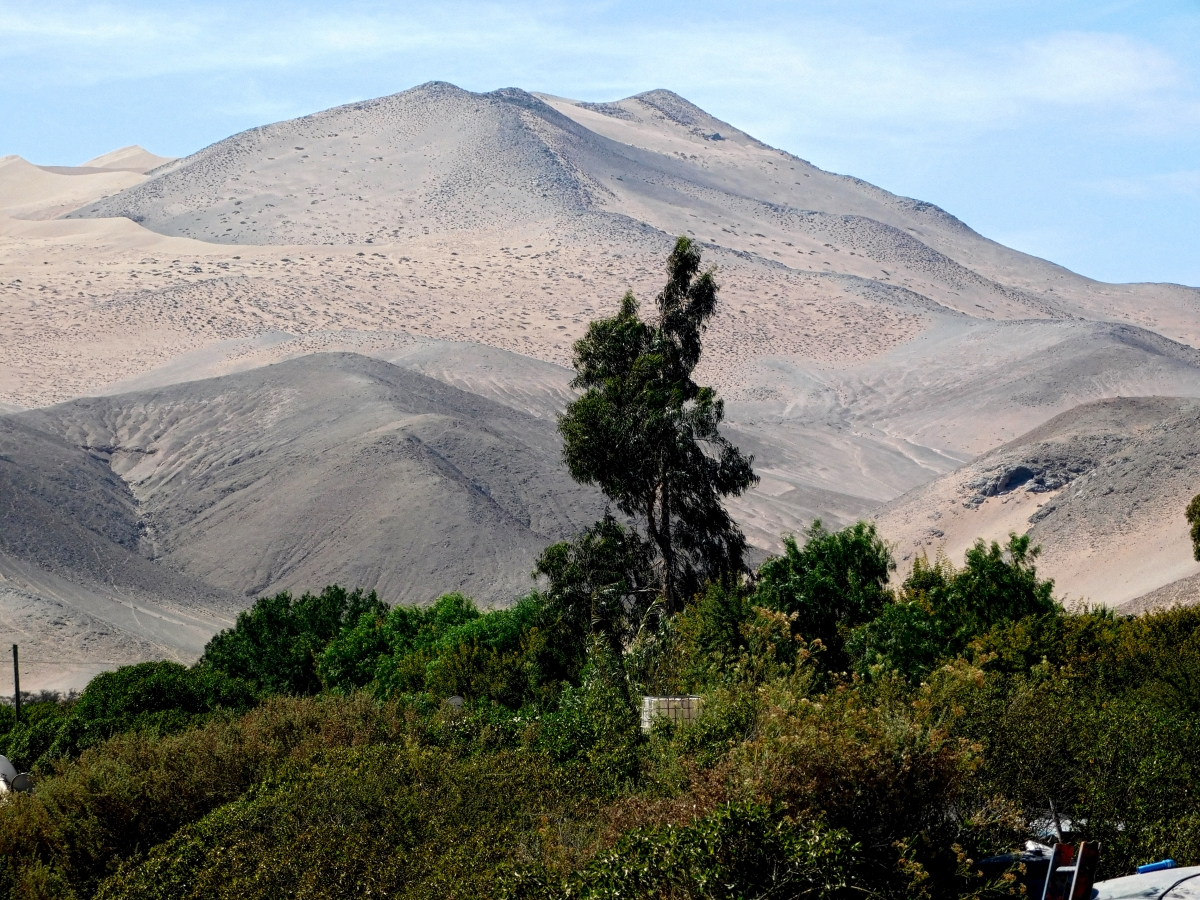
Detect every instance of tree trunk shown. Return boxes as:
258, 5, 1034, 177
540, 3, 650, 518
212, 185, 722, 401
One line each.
645, 481, 676, 613
660, 481, 676, 613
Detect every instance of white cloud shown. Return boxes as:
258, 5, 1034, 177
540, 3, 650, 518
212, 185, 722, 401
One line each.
1012, 32, 1179, 106
0, 2, 1194, 139
1090, 169, 1200, 199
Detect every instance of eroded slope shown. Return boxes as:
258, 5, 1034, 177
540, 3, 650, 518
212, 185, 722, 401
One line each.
875, 397, 1200, 607
25, 353, 605, 608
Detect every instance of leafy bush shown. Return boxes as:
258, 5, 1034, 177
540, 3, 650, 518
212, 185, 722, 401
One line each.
95, 746, 605, 900
849, 534, 1058, 679
0, 699, 71, 772
201, 585, 385, 694
532, 653, 642, 787
535, 513, 658, 656
322, 592, 581, 708
756, 521, 894, 669
505, 801, 859, 900
948, 604, 1200, 877
45, 661, 257, 763
318, 591, 480, 693
0, 664, 256, 773
0, 693, 412, 900
3, 525, 1200, 899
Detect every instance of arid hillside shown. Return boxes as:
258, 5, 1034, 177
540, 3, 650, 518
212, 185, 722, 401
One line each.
876, 397, 1200, 608
2, 82, 1199, 687
2, 353, 605, 688
21, 353, 604, 607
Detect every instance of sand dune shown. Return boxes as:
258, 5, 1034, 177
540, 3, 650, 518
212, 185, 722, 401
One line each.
5, 83, 1194, 420
0, 155, 147, 220
81, 145, 175, 173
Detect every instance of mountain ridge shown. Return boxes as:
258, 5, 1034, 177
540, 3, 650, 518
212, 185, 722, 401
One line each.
3, 82, 1199, 695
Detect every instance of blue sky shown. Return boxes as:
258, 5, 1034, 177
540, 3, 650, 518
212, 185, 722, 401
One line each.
2, 1, 1197, 286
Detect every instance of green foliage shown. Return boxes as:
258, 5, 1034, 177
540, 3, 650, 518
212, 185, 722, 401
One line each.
849, 534, 1058, 679
3, 523, 1200, 899
505, 802, 859, 900
201, 585, 385, 694
0, 664, 256, 773
1188, 493, 1200, 561
951, 535, 1058, 635
95, 746, 604, 900
948, 604, 1200, 875
532, 652, 642, 787
559, 237, 758, 608
756, 520, 894, 669
535, 513, 658, 656
321, 592, 577, 707
0, 699, 71, 772
0, 693, 414, 900
319, 591, 480, 692
46, 661, 257, 763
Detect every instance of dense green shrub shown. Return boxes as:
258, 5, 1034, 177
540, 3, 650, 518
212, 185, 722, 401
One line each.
756, 521, 894, 669
946, 604, 1200, 877
0, 693, 413, 900
535, 513, 658, 656
201, 585, 385, 694
0, 663, 256, 773
318, 591, 480, 693
505, 801, 859, 900
532, 653, 642, 787
320, 591, 576, 706
0, 699, 71, 772
2, 524, 1199, 899
849, 534, 1058, 679
95, 746, 606, 900
45, 661, 258, 763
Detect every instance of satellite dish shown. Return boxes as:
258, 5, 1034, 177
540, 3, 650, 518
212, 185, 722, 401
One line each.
446, 695, 464, 709
10, 774, 32, 793
0, 755, 17, 788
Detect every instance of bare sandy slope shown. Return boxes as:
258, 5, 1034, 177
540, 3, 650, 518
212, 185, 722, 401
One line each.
66, 83, 1200, 338
81, 145, 175, 173
23, 353, 604, 608
0, 414, 241, 692
5, 82, 1194, 422
5, 83, 1199, 555
1118, 571, 1200, 615
0, 155, 146, 220
875, 398, 1200, 608
3, 351, 610, 690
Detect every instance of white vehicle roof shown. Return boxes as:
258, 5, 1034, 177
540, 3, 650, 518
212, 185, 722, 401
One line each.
1093, 866, 1200, 899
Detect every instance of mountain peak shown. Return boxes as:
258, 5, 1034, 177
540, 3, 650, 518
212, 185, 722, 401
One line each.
81, 145, 174, 174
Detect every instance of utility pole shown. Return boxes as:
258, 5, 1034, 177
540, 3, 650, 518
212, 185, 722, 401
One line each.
11, 645, 19, 724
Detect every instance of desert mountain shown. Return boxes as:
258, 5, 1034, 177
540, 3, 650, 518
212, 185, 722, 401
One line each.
20, 352, 604, 607
66, 83, 1200, 341
2, 82, 1199, 688
7, 84, 1199, 519
3, 352, 605, 688
0, 414, 240, 691
875, 397, 1200, 608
